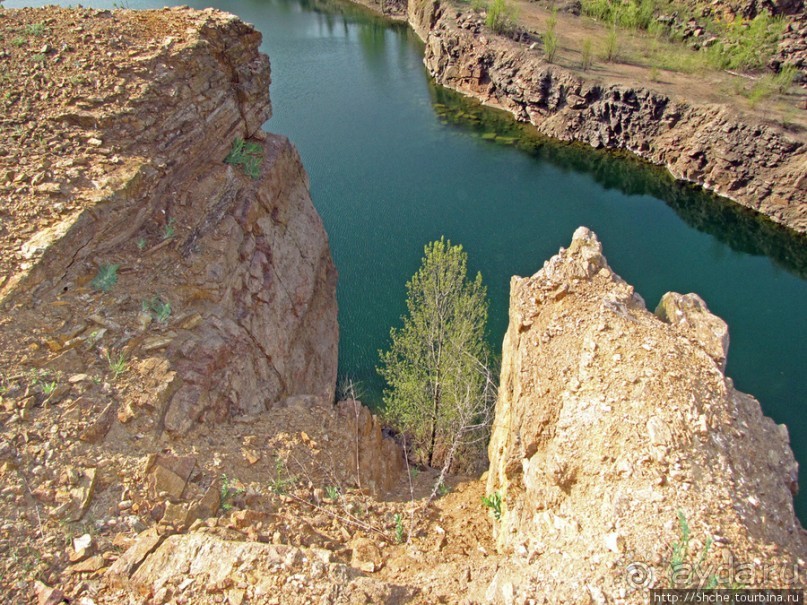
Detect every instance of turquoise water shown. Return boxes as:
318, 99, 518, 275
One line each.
8, 0, 806, 519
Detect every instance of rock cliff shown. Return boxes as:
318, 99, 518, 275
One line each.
0, 7, 402, 601
407, 0, 807, 234
484, 227, 806, 602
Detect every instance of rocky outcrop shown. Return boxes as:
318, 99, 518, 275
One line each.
0, 8, 366, 600
406, 0, 807, 234
0, 7, 338, 435
484, 227, 806, 602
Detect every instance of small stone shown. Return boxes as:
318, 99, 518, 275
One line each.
79, 402, 116, 443
242, 448, 260, 465
68, 467, 97, 522
70, 533, 94, 562
350, 536, 383, 573
69, 554, 105, 574
34, 581, 65, 605
604, 531, 624, 553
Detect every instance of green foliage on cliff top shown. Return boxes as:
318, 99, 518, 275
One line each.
485, 0, 518, 34
706, 14, 785, 70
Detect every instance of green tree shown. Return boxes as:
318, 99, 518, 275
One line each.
378, 238, 494, 470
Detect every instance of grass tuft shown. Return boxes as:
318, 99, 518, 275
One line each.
91, 264, 119, 293
224, 137, 263, 180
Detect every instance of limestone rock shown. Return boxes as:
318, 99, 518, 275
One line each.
655, 291, 730, 370
336, 399, 405, 495
67, 467, 97, 522
78, 401, 117, 444
34, 581, 66, 605
146, 454, 196, 502
486, 227, 807, 601
350, 536, 384, 573
106, 527, 165, 587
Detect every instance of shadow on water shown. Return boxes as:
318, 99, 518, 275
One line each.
429, 85, 807, 280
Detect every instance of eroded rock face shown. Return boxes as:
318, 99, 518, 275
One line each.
407, 0, 807, 234
485, 227, 806, 602
0, 7, 338, 436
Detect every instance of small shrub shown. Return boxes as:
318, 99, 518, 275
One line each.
324, 486, 340, 501
746, 78, 775, 108
269, 457, 297, 495
486, 0, 517, 34
774, 63, 797, 93
220, 474, 245, 512
24, 23, 45, 36
91, 263, 119, 292
604, 26, 619, 62
224, 137, 263, 180
481, 491, 503, 520
162, 218, 176, 240
581, 37, 594, 70
394, 513, 405, 544
142, 296, 171, 323
543, 10, 559, 63
41, 380, 57, 395
670, 510, 718, 587
106, 351, 126, 380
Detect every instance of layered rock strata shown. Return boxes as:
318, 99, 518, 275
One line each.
407, 0, 807, 234
0, 7, 338, 434
0, 9, 405, 601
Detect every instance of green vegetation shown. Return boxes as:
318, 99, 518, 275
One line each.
106, 351, 126, 380
41, 380, 57, 396
580, 38, 594, 70
543, 10, 559, 63
162, 218, 176, 240
706, 14, 785, 71
481, 491, 503, 521
269, 457, 297, 495
582, 0, 656, 30
142, 295, 172, 323
91, 263, 119, 292
394, 513, 405, 544
669, 509, 719, 588
224, 137, 263, 180
220, 474, 245, 512
604, 25, 619, 62
24, 23, 46, 36
485, 0, 518, 35
11, 36, 26, 47
580, 0, 785, 75
325, 485, 340, 501
378, 238, 493, 470
30, 53, 46, 64
136, 236, 147, 251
